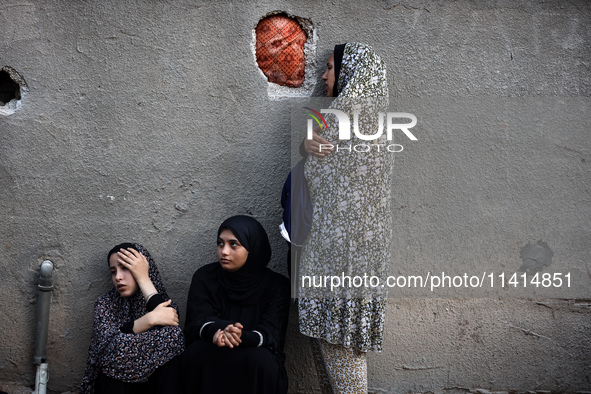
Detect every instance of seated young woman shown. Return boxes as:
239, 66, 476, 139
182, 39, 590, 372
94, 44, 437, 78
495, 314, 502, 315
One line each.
80, 243, 185, 394
182, 215, 290, 393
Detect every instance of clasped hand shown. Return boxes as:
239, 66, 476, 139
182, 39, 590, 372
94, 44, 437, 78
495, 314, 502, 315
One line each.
213, 322, 243, 348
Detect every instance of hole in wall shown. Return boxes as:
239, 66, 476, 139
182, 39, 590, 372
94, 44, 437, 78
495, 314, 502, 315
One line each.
0, 66, 28, 116
0, 71, 20, 103
256, 13, 307, 88
253, 11, 317, 97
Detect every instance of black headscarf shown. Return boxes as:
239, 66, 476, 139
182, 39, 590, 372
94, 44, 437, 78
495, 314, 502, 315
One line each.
217, 215, 272, 304
332, 43, 346, 97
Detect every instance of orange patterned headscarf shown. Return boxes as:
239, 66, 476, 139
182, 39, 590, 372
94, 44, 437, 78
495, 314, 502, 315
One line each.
256, 14, 307, 88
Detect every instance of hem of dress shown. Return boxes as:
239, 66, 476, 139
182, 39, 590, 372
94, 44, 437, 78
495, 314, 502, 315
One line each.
297, 330, 383, 353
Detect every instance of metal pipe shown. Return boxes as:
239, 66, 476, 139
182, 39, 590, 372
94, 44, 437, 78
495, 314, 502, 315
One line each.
34, 363, 49, 394
33, 260, 53, 394
34, 260, 53, 364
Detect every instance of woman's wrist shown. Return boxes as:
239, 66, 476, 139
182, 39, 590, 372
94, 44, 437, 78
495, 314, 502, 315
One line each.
146, 311, 156, 327
136, 276, 153, 289
145, 291, 158, 301
132, 313, 154, 333
137, 280, 158, 301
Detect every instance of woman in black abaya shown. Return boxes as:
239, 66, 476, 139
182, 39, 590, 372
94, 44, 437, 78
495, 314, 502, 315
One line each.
182, 215, 290, 393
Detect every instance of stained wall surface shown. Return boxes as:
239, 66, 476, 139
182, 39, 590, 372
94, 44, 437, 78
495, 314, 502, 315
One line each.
0, 1, 590, 392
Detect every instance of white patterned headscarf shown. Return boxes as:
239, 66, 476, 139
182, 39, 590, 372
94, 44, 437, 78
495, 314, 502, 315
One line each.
336, 42, 388, 99
319, 43, 390, 145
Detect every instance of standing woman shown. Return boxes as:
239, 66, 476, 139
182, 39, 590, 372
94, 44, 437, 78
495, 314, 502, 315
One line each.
299, 43, 392, 393
80, 243, 185, 394
182, 215, 290, 393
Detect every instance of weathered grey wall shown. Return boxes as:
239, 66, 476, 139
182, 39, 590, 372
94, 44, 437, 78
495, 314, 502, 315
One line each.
1, 0, 589, 392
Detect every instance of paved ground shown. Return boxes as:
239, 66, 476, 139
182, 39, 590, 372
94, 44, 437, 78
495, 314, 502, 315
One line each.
3, 380, 591, 394
0, 381, 74, 394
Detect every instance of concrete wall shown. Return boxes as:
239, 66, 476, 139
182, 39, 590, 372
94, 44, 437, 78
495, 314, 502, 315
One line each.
1, 0, 589, 392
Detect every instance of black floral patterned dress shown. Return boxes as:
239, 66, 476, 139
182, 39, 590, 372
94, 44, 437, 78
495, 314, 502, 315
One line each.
80, 244, 185, 393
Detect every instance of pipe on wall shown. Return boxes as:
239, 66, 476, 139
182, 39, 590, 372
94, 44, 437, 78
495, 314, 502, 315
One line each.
33, 260, 54, 394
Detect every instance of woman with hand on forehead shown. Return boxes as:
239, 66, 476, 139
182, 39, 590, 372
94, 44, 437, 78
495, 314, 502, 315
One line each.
182, 215, 290, 394
80, 243, 184, 394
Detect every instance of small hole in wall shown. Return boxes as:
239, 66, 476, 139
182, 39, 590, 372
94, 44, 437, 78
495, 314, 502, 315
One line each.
0, 71, 20, 103
256, 13, 308, 88
0, 66, 28, 116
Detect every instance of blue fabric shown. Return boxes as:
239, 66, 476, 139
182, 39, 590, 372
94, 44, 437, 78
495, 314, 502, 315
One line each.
281, 158, 313, 247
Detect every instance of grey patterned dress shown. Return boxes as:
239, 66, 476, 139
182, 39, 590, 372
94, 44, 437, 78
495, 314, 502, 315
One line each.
298, 43, 392, 352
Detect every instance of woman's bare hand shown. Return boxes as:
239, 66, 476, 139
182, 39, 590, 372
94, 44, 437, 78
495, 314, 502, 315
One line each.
117, 248, 150, 284
132, 299, 178, 333
304, 128, 334, 157
213, 329, 226, 347
118, 248, 159, 301
149, 300, 179, 327
221, 322, 243, 348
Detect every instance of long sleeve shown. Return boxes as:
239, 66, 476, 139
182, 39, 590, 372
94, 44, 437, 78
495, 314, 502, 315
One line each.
184, 265, 249, 345
184, 264, 224, 345
184, 264, 290, 355
81, 292, 185, 390
119, 293, 167, 334
251, 273, 291, 356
